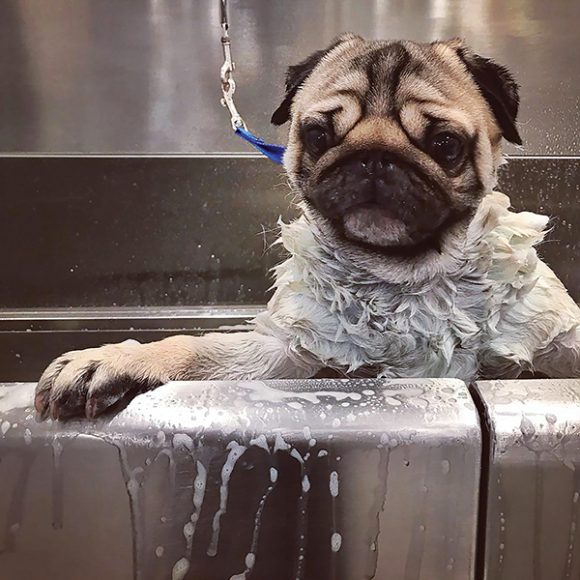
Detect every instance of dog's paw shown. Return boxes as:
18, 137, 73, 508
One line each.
35, 340, 164, 420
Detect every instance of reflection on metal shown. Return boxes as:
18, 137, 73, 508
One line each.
0, 379, 481, 580
0, 0, 578, 154
0, 306, 262, 382
474, 379, 580, 580
0, 306, 262, 332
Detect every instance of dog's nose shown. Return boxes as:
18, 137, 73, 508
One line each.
350, 150, 397, 177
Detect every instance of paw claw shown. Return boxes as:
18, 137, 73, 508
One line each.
85, 398, 98, 420
35, 343, 158, 420
34, 391, 50, 417
49, 402, 59, 421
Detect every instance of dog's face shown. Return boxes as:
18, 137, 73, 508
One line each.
272, 35, 521, 264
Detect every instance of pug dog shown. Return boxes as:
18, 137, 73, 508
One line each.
36, 34, 580, 420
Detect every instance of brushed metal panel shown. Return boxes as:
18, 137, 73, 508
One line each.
0, 306, 259, 382
474, 379, 580, 580
1, 156, 577, 309
0, 0, 578, 155
0, 379, 481, 579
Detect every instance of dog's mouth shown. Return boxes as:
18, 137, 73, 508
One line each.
305, 150, 460, 253
342, 202, 418, 246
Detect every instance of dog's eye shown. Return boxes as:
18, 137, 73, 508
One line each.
303, 125, 330, 156
427, 132, 465, 168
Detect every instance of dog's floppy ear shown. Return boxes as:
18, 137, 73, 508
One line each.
451, 40, 522, 145
271, 33, 362, 126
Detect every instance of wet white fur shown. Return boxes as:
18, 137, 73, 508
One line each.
250, 191, 580, 381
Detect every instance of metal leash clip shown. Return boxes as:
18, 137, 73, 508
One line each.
220, 0, 246, 131
218, 0, 286, 164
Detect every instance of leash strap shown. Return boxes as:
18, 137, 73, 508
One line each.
235, 127, 285, 164
219, 0, 286, 165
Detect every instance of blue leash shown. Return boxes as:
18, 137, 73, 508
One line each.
235, 126, 286, 165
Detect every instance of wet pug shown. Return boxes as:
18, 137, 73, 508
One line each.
36, 34, 580, 420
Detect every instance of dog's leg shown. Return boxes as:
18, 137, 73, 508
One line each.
35, 330, 320, 420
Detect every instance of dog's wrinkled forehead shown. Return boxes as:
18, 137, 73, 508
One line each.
272, 34, 521, 147
299, 40, 417, 117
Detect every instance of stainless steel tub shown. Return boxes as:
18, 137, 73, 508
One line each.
474, 379, 580, 580
0, 379, 481, 580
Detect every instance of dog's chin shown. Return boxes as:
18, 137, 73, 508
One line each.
341, 205, 414, 248
332, 202, 456, 257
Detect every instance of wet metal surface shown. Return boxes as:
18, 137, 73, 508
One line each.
0, 307, 260, 383
0, 0, 579, 155
0, 379, 481, 580
474, 379, 580, 580
1, 156, 578, 310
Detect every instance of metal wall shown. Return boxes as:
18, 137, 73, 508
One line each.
0, 0, 579, 155
1, 156, 578, 310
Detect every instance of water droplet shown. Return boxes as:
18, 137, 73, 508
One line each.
172, 557, 190, 580
329, 471, 339, 497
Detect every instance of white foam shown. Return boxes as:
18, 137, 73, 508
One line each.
173, 433, 193, 451
330, 471, 339, 497
274, 433, 290, 452
207, 443, 246, 557
238, 381, 362, 405
250, 434, 269, 452
172, 557, 190, 580
245, 553, 256, 569
331, 532, 342, 552
290, 448, 305, 464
